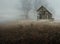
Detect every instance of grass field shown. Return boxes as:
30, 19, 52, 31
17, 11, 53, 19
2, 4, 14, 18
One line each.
0, 20, 60, 44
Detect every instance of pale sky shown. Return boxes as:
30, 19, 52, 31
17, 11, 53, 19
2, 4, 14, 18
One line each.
47, 0, 60, 20
0, 0, 60, 22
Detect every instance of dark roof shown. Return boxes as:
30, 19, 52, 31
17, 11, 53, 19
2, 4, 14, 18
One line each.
37, 6, 44, 11
37, 6, 52, 15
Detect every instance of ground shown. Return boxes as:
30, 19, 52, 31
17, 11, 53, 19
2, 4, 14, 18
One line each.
0, 20, 60, 44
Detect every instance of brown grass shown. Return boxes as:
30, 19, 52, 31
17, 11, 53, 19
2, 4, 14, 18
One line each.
0, 21, 60, 44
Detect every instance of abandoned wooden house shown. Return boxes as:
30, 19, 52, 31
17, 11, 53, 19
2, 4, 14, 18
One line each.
37, 6, 53, 20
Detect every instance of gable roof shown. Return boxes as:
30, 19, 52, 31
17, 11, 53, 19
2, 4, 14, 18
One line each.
37, 6, 52, 15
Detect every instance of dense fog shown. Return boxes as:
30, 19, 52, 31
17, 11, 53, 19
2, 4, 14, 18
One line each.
0, 0, 59, 23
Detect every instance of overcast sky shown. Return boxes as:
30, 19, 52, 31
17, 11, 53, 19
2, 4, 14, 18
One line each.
0, 0, 60, 22
46, 0, 60, 20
